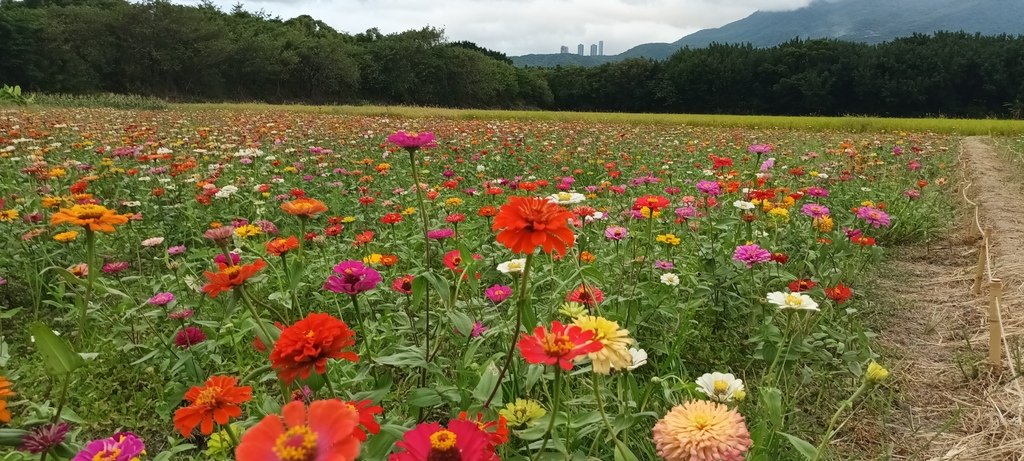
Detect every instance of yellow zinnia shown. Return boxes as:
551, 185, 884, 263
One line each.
573, 315, 634, 374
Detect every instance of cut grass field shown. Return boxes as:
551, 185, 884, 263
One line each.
177, 102, 1024, 136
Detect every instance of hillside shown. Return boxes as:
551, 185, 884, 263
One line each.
513, 0, 1024, 67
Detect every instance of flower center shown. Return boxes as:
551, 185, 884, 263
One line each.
273, 425, 318, 461
223, 266, 241, 278
542, 333, 574, 356
691, 412, 711, 430
77, 205, 106, 220
785, 294, 803, 307
429, 429, 457, 451
194, 386, 222, 407
92, 448, 121, 461
713, 380, 729, 394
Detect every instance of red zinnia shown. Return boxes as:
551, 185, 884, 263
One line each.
391, 275, 415, 294
456, 412, 509, 449
632, 195, 670, 212
517, 321, 603, 370
270, 313, 359, 384
492, 196, 575, 256
380, 213, 403, 225
787, 279, 816, 292
173, 375, 252, 436
477, 206, 498, 217
825, 283, 854, 304
342, 399, 383, 442
201, 259, 267, 298
566, 284, 605, 307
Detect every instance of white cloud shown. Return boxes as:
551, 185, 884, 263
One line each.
175, 0, 815, 55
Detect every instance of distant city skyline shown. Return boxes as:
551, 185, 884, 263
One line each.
173, 0, 817, 55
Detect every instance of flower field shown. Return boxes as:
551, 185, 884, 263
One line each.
0, 108, 956, 460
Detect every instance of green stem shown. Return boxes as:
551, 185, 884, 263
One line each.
52, 373, 72, 423
532, 367, 562, 461
238, 287, 275, 349
281, 254, 298, 321
80, 228, 96, 334
408, 149, 434, 391
484, 252, 534, 408
811, 381, 870, 461
223, 422, 241, 447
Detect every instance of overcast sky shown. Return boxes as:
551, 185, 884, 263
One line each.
176, 0, 817, 55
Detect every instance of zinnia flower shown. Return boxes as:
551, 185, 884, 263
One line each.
856, 206, 891, 228
787, 279, 816, 292
266, 236, 300, 256
73, 432, 145, 461
19, 422, 71, 454
201, 259, 267, 298
175, 326, 207, 349
653, 400, 752, 461
343, 399, 383, 441
173, 375, 252, 436
389, 420, 497, 461
499, 399, 546, 428
387, 131, 437, 151
633, 195, 670, 212
455, 412, 509, 449
323, 260, 382, 295
732, 244, 771, 268
270, 313, 359, 384
604, 225, 629, 241
50, 204, 129, 233
148, 291, 175, 306
236, 400, 362, 461
496, 258, 527, 274
766, 291, 819, 311
485, 284, 513, 303
281, 197, 328, 218
866, 361, 890, 383
517, 321, 603, 371
492, 196, 575, 256
825, 283, 853, 304
572, 316, 633, 374
0, 375, 15, 424
565, 284, 604, 307
694, 372, 746, 402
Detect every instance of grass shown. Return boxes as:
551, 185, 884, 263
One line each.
176, 102, 1024, 136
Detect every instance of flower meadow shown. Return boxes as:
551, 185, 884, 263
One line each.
0, 108, 955, 460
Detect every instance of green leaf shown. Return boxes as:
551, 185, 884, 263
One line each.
471, 361, 501, 406
408, 388, 443, 407
760, 386, 784, 428
779, 431, 819, 460
29, 322, 84, 376
613, 439, 640, 461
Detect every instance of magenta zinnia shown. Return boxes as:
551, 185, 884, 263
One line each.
324, 260, 382, 295
732, 244, 772, 268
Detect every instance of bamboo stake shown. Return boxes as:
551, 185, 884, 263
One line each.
971, 226, 993, 295
987, 278, 1004, 370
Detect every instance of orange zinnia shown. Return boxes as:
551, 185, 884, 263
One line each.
50, 204, 129, 233
0, 375, 14, 424
266, 236, 300, 256
173, 375, 252, 437
270, 313, 359, 384
236, 400, 361, 461
281, 197, 328, 218
492, 196, 575, 256
201, 259, 267, 298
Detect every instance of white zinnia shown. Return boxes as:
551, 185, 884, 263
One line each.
141, 237, 165, 247
627, 348, 648, 371
733, 200, 755, 210
695, 372, 745, 402
547, 192, 585, 205
215, 185, 239, 199
660, 273, 680, 286
766, 291, 819, 311
497, 258, 528, 274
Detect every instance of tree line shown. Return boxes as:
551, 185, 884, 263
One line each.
1, 0, 1022, 118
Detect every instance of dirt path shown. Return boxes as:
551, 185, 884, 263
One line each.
878, 137, 1024, 460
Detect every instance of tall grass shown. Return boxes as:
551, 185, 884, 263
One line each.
179, 103, 1024, 135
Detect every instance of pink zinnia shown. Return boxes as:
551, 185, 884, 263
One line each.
800, 203, 830, 218
485, 284, 513, 303
102, 261, 130, 274
604, 226, 629, 241
387, 131, 437, 151
148, 292, 176, 306
324, 260, 383, 295
427, 228, 455, 240
732, 244, 771, 268
653, 400, 752, 461
694, 180, 721, 196
856, 206, 891, 228
748, 144, 773, 154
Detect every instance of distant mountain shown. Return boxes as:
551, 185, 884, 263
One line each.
512, 0, 1024, 67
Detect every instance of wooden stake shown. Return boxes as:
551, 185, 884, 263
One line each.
972, 226, 993, 295
987, 278, 1004, 370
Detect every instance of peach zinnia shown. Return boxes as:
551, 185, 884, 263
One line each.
492, 196, 575, 256
51, 204, 129, 233
281, 197, 328, 218
236, 400, 361, 461
173, 375, 252, 437
653, 400, 752, 461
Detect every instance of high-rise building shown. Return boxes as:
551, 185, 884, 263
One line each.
560, 45, 569, 54
590, 44, 598, 56
598, 41, 604, 56
577, 44, 584, 55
